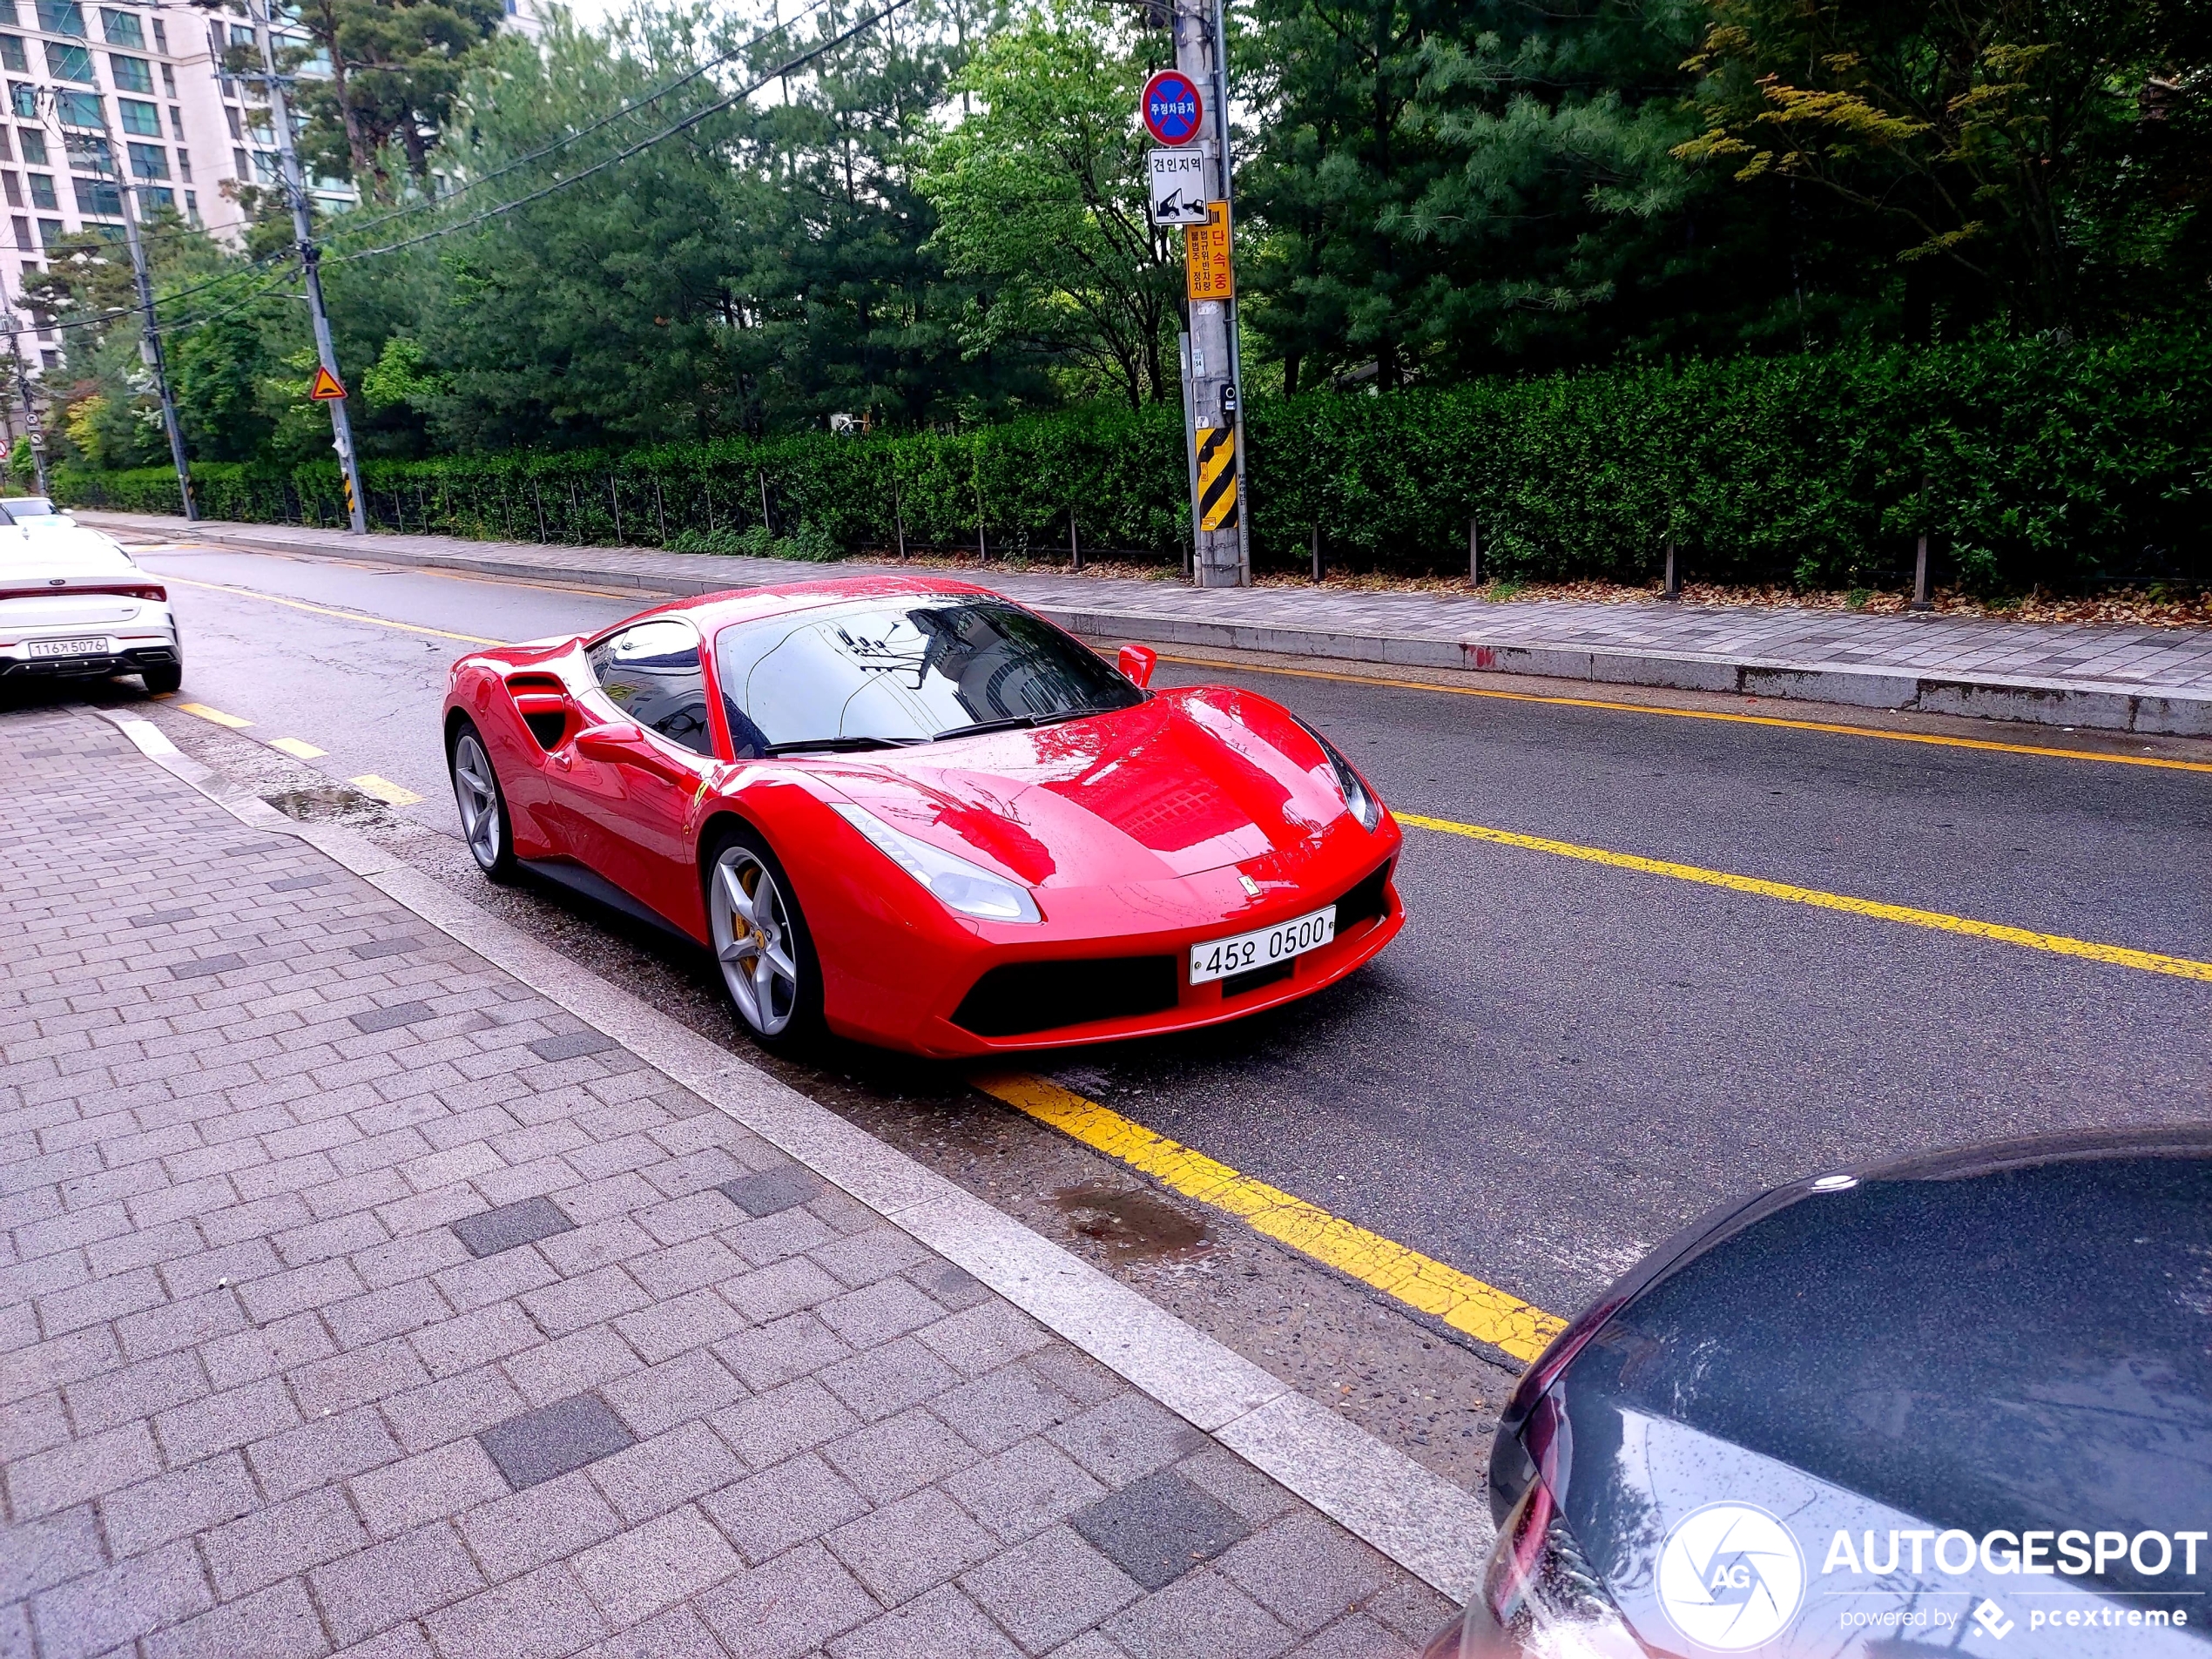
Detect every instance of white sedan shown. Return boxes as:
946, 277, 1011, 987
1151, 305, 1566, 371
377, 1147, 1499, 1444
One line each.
0, 521, 182, 694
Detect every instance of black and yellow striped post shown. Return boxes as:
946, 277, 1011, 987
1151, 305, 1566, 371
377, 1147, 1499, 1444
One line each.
1194, 421, 1238, 532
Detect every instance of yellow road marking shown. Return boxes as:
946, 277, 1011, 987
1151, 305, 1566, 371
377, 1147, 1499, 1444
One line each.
267, 737, 326, 759
350, 775, 424, 806
177, 701, 251, 729
1400, 812, 2212, 984
972, 1070, 1567, 1363
1154, 651, 2212, 777
158, 574, 503, 646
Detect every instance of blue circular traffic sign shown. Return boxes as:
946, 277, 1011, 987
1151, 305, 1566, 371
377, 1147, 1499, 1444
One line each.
1142, 70, 1204, 146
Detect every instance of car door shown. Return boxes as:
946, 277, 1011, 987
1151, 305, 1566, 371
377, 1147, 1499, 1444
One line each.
561, 617, 720, 931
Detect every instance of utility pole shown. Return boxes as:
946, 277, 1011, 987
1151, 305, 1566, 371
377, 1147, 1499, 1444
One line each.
1, 296, 49, 495
1163, 0, 1246, 587
245, 0, 365, 534
91, 108, 196, 521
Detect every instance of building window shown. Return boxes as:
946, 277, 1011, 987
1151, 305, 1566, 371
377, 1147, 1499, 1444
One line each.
151, 16, 163, 52
61, 130, 103, 171
51, 89, 99, 126
97, 6, 139, 46
118, 95, 157, 133
158, 61, 172, 96
34, 214, 57, 246
108, 51, 148, 91
34, 0, 83, 37
24, 171, 51, 207
251, 149, 274, 181
0, 35, 22, 72
224, 105, 239, 139
8, 214, 25, 249
0, 1, 17, 24
5, 84, 27, 120
142, 182, 166, 207
0, 171, 14, 206
17, 126, 42, 164
183, 187, 195, 224
124, 138, 160, 177
175, 145, 186, 181
0, 125, 9, 158
71, 175, 117, 214
231, 145, 245, 178
227, 23, 250, 46
43, 41, 92, 82
167, 104, 179, 138
39, 348, 55, 368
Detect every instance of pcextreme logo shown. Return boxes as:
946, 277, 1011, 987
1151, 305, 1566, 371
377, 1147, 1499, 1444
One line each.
1657, 1502, 1809, 1651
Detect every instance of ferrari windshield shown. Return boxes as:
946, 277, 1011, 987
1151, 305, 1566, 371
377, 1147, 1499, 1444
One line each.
713, 597, 1143, 758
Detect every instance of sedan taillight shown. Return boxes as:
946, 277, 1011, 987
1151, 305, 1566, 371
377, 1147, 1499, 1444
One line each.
1481, 1478, 1646, 1658
0, 582, 165, 602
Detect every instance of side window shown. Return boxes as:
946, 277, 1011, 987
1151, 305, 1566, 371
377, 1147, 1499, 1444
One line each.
586, 619, 715, 758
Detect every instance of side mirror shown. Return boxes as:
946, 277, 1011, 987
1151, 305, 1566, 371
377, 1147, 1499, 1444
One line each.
574, 720, 645, 763
1118, 644, 1158, 690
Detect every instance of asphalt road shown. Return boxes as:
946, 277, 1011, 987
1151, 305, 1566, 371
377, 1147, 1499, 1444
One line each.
111, 540, 2212, 1322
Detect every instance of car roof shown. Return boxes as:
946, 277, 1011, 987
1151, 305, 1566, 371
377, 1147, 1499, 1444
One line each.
608, 574, 1006, 640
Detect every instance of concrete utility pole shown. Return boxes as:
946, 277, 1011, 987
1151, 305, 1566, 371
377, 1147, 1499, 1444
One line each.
246, 0, 366, 534
1170, 0, 1247, 587
2, 299, 49, 495
92, 110, 197, 522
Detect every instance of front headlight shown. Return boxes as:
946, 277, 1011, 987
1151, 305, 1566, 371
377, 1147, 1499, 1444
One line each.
1298, 720, 1382, 833
832, 803, 1042, 924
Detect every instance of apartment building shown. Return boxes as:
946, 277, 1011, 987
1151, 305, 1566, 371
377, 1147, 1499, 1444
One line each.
0, 0, 355, 370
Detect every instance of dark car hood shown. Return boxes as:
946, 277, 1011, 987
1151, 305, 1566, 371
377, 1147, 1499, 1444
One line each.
815, 685, 1359, 886
1536, 1133, 2212, 1654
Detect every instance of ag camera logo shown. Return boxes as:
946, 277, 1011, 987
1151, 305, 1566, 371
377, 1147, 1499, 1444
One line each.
1657, 1502, 1807, 1651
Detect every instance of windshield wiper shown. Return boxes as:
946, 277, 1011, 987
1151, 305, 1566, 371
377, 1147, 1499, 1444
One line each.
762, 735, 925, 756
931, 708, 1109, 742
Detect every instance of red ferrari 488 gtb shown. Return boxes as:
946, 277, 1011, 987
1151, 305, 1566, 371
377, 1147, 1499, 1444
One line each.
442, 577, 1403, 1055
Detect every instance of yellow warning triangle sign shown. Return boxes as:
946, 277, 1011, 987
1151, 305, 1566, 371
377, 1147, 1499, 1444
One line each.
307, 365, 347, 401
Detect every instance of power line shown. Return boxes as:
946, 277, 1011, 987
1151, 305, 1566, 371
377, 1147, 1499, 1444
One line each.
326, 0, 916, 267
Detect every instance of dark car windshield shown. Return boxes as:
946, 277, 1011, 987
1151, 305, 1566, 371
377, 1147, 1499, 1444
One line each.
1560, 1153, 2212, 1597
712, 597, 1143, 758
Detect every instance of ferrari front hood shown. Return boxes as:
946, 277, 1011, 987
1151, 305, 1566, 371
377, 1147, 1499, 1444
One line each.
818, 690, 1357, 887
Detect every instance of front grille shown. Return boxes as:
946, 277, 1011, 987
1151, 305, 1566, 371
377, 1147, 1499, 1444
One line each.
953, 954, 1180, 1038
1332, 859, 1394, 930
1222, 959, 1295, 998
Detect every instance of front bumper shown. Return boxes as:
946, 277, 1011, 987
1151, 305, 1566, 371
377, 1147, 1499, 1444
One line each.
826, 853, 1406, 1058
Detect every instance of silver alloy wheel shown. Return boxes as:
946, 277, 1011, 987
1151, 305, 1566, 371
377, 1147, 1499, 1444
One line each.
452, 733, 502, 872
709, 844, 801, 1036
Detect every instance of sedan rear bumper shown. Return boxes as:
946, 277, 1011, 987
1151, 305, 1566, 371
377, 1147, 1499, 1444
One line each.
0, 641, 179, 680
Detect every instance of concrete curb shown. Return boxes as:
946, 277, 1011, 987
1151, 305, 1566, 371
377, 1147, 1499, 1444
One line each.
91, 706, 1494, 1603
96, 516, 2212, 738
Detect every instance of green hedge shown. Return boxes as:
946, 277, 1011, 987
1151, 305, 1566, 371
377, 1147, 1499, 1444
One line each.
57, 329, 2211, 591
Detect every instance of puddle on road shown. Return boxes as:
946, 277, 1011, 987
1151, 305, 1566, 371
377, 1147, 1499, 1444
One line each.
1052, 1179, 1212, 1262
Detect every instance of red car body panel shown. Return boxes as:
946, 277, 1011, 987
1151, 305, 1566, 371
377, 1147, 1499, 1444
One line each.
442, 576, 1404, 1057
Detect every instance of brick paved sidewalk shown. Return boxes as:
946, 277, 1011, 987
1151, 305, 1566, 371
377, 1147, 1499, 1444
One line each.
1, 706, 1455, 1659
78, 511, 2212, 707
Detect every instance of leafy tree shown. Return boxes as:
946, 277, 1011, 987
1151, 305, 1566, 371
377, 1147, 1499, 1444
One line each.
918, 4, 1181, 407
281, 0, 506, 198
1674, 0, 2212, 333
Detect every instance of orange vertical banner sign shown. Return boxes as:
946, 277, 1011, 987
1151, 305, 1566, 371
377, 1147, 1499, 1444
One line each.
1184, 201, 1233, 301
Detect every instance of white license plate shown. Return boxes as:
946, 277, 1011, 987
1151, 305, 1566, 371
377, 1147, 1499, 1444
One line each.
1190, 904, 1337, 985
28, 637, 105, 658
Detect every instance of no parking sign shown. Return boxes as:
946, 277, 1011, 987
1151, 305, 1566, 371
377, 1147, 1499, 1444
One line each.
1141, 69, 1204, 146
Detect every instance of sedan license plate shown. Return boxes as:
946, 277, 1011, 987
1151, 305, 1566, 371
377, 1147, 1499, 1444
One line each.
28, 637, 105, 658
1190, 905, 1336, 985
